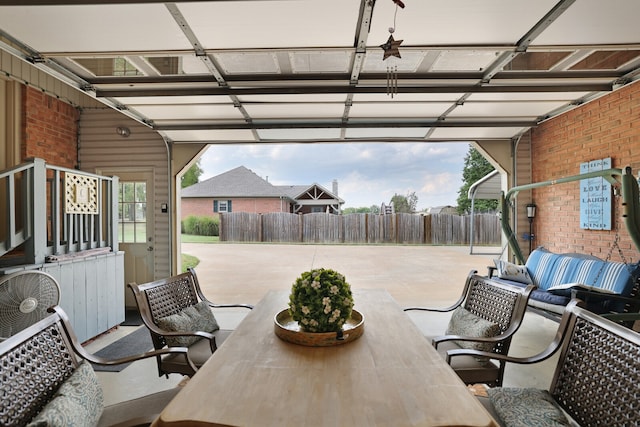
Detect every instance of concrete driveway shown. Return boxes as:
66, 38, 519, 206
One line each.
182, 242, 501, 307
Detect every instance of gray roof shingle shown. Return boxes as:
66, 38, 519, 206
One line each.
182, 166, 290, 198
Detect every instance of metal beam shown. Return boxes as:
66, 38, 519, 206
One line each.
96, 83, 612, 98
0, 0, 282, 4
85, 70, 623, 85
482, 0, 577, 81
155, 119, 536, 131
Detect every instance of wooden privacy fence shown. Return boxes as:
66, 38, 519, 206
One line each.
220, 212, 500, 245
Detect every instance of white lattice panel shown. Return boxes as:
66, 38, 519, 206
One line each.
64, 173, 98, 214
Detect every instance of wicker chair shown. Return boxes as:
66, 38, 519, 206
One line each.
0, 305, 196, 427
128, 267, 253, 378
469, 299, 640, 427
404, 270, 534, 387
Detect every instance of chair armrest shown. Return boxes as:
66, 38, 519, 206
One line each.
445, 342, 561, 366
404, 305, 459, 313
206, 302, 254, 310
404, 269, 478, 313
444, 299, 582, 366
160, 330, 218, 352
49, 306, 199, 373
432, 333, 509, 349
189, 267, 254, 310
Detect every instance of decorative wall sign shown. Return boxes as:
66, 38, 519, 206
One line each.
65, 173, 99, 214
579, 157, 612, 230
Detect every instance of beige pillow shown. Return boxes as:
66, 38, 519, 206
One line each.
494, 259, 533, 284
445, 306, 500, 352
157, 301, 220, 347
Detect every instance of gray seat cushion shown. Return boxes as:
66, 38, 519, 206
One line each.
434, 339, 500, 385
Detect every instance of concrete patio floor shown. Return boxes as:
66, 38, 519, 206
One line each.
90, 243, 560, 406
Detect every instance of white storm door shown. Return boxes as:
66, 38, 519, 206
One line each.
114, 171, 155, 308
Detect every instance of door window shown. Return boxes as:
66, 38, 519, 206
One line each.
119, 181, 147, 243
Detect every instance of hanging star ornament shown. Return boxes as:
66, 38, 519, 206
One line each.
380, 34, 403, 60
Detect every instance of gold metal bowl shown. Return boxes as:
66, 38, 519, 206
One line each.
274, 309, 364, 346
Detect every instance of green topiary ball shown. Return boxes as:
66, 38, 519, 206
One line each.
288, 268, 354, 333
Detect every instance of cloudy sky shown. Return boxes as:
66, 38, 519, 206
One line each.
199, 142, 472, 211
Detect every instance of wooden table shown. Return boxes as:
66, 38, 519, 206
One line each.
152, 289, 497, 427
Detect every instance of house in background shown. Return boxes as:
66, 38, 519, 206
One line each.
181, 166, 344, 219
428, 206, 458, 215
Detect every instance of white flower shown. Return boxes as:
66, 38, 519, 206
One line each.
288, 268, 354, 333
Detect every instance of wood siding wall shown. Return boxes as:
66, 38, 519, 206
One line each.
42, 252, 125, 343
78, 108, 171, 280
221, 212, 501, 246
0, 50, 102, 110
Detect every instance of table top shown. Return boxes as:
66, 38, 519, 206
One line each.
152, 289, 497, 427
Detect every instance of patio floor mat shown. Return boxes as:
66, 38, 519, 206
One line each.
91, 326, 153, 372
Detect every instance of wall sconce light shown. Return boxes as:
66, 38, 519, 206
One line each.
116, 126, 131, 137
526, 203, 537, 222
525, 203, 537, 252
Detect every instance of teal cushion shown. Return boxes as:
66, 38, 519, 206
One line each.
157, 301, 220, 347
445, 306, 500, 352
27, 361, 104, 427
494, 259, 533, 284
488, 387, 570, 427
525, 248, 566, 290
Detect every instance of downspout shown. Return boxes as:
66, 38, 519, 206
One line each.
509, 134, 522, 262
162, 136, 173, 275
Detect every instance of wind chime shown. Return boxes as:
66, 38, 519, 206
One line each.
380, 0, 405, 98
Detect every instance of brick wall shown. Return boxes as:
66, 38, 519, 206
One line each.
530, 80, 640, 262
181, 197, 290, 220
21, 86, 79, 168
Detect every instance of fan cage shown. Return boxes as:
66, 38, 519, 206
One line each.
0, 271, 61, 339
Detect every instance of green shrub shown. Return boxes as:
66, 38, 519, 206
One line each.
182, 215, 219, 236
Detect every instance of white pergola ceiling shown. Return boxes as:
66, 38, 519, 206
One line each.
1, 0, 639, 144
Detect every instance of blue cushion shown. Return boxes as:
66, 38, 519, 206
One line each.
563, 259, 638, 296
525, 248, 564, 290
526, 248, 638, 296
530, 289, 571, 306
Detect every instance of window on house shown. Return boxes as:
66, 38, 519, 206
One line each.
118, 181, 147, 243
311, 206, 325, 213
213, 200, 232, 213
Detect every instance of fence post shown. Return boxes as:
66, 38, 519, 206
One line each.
298, 213, 303, 242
